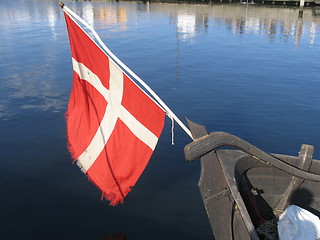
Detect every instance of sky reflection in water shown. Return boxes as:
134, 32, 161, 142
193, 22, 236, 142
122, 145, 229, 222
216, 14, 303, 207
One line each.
0, 1, 320, 239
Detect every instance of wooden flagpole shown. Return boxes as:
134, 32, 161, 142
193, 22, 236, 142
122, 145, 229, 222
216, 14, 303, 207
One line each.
59, 2, 193, 140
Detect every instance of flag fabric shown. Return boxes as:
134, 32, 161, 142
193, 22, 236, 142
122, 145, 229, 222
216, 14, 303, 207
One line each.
63, 12, 165, 205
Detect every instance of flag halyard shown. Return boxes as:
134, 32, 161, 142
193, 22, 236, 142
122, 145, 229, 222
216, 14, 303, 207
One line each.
63, 12, 165, 205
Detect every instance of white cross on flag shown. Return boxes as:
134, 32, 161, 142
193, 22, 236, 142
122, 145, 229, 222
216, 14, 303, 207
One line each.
64, 12, 165, 205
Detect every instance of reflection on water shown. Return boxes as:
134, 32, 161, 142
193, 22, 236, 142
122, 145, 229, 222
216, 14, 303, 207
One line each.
2, 1, 319, 44
66, 3, 319, 44
0, 1, 69, 119
1, 1, 319, 120
95, 5, 128, 30
220, 5, 319, 46
175, 11, 209, 39
1, 1, 320, 240
166, 4, 320, 45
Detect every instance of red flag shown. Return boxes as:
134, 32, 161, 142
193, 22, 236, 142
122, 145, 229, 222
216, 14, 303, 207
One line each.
64, 12, 165, 205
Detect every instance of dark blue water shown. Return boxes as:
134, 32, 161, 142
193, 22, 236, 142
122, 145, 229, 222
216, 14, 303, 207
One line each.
1, 0, 320, 239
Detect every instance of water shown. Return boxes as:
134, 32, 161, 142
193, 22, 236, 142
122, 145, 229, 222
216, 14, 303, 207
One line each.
1, 0, 320, 239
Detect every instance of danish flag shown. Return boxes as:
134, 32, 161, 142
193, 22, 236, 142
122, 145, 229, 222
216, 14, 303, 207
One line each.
64, 12, 165, 205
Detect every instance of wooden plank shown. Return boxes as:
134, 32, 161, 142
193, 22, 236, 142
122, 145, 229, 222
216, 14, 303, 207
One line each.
186, 120, 234, 239
275, 144, 314, 211
184, 131, 320, 182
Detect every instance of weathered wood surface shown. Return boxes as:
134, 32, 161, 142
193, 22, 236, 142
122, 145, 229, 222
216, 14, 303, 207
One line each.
184, 120, 320, 240
275, 144, 314, 211
184, 130, 320, 182
186, 119, 235, 239
186, 120, 259, 239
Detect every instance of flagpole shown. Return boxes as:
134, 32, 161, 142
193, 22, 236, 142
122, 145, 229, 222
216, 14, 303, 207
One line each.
59, 2, 193, 140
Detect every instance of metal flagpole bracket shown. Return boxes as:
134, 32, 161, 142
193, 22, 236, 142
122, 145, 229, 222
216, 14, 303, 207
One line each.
59, 2, 65, 8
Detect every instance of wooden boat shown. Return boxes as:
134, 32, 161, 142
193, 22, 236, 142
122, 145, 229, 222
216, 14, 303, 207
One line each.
184, 120, 320, 240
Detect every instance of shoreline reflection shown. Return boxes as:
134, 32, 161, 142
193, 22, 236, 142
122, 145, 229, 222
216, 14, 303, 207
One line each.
0, 1, 319, 120
2, 1, 319, 46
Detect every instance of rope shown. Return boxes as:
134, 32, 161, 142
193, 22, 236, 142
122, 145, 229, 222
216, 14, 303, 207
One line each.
167, 114, 175, 145
256, 217, 279, 240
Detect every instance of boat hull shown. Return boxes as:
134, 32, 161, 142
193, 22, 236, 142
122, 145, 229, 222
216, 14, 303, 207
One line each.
184, 120, 320, 240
